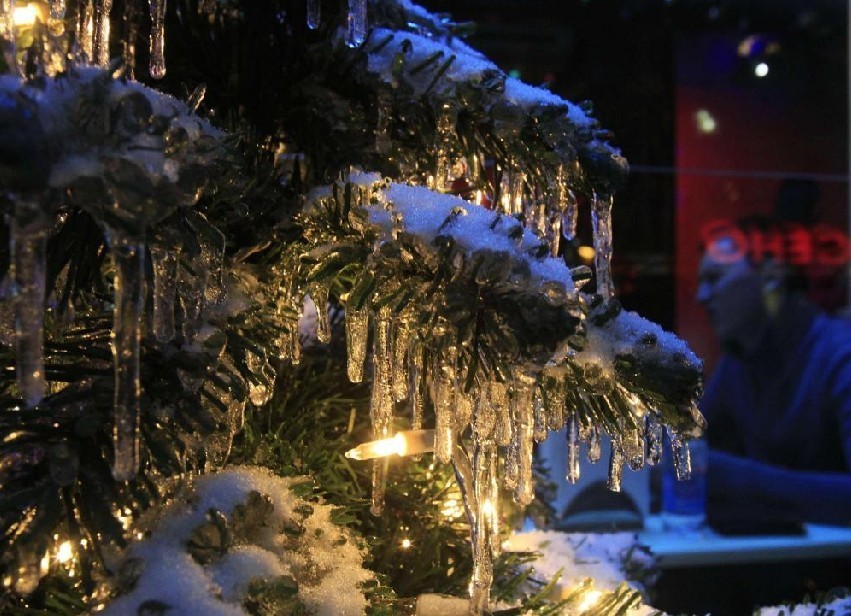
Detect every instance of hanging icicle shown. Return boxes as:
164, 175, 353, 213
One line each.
431, 101, 454, 191
148, 0, 166, 78
11, 203, 49, 408
344, 0, 367, 48
432, 341, 457, 464
306, 0, 320, 30
92, 0, 112, 66
566, 412, 581, 484
607, 440, 625, 492
591, 192, 615, 299
646, 412, 664, 466
150, 241, 179, 342
508, 371, 536, 505
391, 320, 413, 401
344, 302, 369, 383
0, 0, 17, 74
78, 0, 94, 62
106, 229, 145, 481
122, 0, 138, 79
370, 306, 394, 515
667, 428, 692, 481
311, 284, 331, 343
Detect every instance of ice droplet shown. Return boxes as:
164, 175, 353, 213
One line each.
583, 422, 601, 463
148, 0, 166, 79
344, 0, 367, 48
122, 0, 139, 79
107, 231, 145, 481
491, 380, 511, 447
532, 388, 548, 442
431, 102, 454, 191
11, 207, 48, 408
591, 192, 615, 299
78, 0, 94, 62
344, 303, 369, 383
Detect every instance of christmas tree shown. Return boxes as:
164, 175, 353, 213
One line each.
0, 0, 705, 613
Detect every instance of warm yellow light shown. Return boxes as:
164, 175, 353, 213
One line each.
401, 538, 412, 549
345, 429, 435, 460
578, 589, 603, 613
695, 109, 717, 134
577, 245, 595, 261
13, 3, 44, 26
56, 540, 74, 564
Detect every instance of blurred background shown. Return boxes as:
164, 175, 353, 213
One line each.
421, 0, 849, 375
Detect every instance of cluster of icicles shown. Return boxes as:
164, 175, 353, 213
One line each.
284, 179, 697, 614
9, 200, 229, 482
0, 0, 369, 79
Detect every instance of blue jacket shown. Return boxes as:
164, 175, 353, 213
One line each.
702, 298, 851, 524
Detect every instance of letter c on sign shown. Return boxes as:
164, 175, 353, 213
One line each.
701, 219, 747, 264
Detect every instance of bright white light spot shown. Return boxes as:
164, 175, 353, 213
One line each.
754, 62, 769, 77
13, 4, 40, 26
401, 538, 412, 549
57, 541, 74, 564
578, 589, 603, 613
695, 109, 717, 134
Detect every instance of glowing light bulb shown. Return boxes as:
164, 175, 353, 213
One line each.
577, 245, 595, 261
695, 109, 717, 134
56, 541, 74, 564
578, 589, 603, 613
13, 4, 42, 25
345, 429, 435, 460
754, 62, 769, 77
401, 538, 412, 549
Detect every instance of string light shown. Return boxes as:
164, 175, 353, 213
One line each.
578, 589, 603, 613
56, 540, 74, 564
401, 538, 412, 549
344, 428, 435, 460
13, 3, 45, 26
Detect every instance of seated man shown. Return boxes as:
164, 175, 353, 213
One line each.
697, 219, 851, 526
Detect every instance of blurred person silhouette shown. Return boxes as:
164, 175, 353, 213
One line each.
697, 214, 851, 528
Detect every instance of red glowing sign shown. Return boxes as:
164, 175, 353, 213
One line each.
700, 219, 850, 266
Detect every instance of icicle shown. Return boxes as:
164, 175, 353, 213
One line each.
106, 230, 145, 481
245, 349, 275, 407
148, 0, 166, 79
566, 412, 581, 484
344, 0, 367, 48
306, 0, 320, 29
431, 101, 454, 191
508, 372, 536, 505
432, 342, 457, 464
344, 302, 369, 383
93, 0, 112, 66
497, 165, 511, 215
509, 171, 525, 217
455, 388, 473, 432
562, 187, 578, 242
370, 307, 394, 515
667, 428, 692, 481
45, 0, 67, 74
289, 327, 301, 365
646, 412, 663, 466
122, 0, 138, 80
311, 285, 331, 343
411, 341, 426, 429
11, 204, 48, 408
0, 0, 17, 74
624, 428, 645, 471
392, 321, 413, 401
547, 210, 562, 257
78, 0, 93, 61
150, 242, 179, 342
469, 441, 498, 614
583, 422, 601, 463
607, 440, 625, 492
490, 381, 511, 446
591, 192, 615, 299
532, 388, 547, 442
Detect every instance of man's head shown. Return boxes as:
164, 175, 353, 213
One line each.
696, 233, 781, 357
